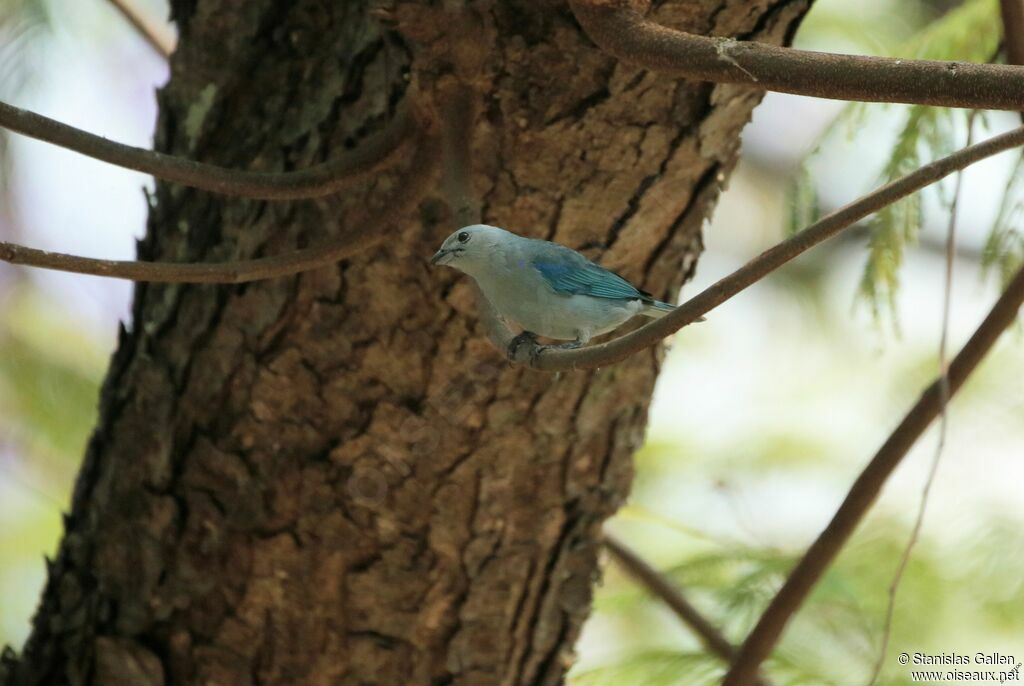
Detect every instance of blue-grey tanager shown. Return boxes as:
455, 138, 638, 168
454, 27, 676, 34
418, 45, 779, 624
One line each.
431, 224, 684, 355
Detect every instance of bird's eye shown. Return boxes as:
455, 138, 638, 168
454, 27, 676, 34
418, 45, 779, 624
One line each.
457, 231, 470, 243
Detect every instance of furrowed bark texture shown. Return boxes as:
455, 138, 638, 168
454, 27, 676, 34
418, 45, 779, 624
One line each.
3, 1, 809, 684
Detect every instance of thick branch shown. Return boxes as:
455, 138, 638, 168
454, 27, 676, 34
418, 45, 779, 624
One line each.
569, 0, 1024, 111
107, 0, 174, 59
0, 98, 418, 200
603, 535, 773, 686
506, 124, 1024, 371
0, 131, 441, 282
722, 263, 1024, 686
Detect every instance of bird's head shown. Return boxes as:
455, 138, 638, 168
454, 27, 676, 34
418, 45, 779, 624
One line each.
430, 224, 511, 275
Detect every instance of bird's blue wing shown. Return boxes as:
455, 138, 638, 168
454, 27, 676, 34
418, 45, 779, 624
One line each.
531, 247, 647, 301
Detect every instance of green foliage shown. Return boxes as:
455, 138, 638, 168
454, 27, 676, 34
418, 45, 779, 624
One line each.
785, 163, 820, 237
0, 0, 51, 97
858, 107, 932, 323
572, 512, 1024, 686
794, 0, 930, 53
580, 0, 1023, 669
0, 289, 104, 648
0, 291, 104, 462
665, 547, 795, 634
0, 334, 100, 458
858, 0, 999, 322
983, 150, 1024, 286
900, 0, 1000, 63
0, 488, 63, 648
789, 0, 1006, 323
572, 650, 723, 686
962, 516, 1024, 630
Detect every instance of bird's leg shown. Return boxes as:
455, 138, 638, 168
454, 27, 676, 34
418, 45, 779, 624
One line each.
509, 330, 590, 365
554, 329, 590, 350
536, 330, 590, 356
507, 330, 540, 363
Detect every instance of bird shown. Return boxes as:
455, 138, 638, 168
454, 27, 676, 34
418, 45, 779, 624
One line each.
430, 224, 690, 358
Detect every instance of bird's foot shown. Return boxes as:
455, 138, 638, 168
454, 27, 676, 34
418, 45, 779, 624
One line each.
507, 331, 540, 363
524, 338, 584, 365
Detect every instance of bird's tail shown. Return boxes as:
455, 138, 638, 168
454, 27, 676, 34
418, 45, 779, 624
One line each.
641, 300, 706, 322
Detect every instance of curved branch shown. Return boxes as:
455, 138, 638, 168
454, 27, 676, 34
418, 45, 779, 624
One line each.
722, 261, 1024, 686
603, 535, 774, 686
506, 124, 1024, 371
107, 0, 175, 59
569, 0, 1024, 111
0, 131, 441, 282
0, 98, 419, 200
866, 111, 976, 686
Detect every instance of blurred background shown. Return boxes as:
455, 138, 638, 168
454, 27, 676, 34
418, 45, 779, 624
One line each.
0, 1, 1021, 683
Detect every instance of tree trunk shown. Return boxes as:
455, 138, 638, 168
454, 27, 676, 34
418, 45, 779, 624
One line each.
2, 1, 810, 684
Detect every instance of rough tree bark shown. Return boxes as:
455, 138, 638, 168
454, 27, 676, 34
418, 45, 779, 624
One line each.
2, 1, 810, 684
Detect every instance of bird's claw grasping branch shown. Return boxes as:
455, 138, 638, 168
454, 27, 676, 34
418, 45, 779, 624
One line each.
503, 123, 1024, 372
506, 331, 541, 364
568, 0, 1024, 111
5, 120, 1023, 356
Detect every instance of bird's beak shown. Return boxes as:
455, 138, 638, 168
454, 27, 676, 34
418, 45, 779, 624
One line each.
429, 249, 448, 265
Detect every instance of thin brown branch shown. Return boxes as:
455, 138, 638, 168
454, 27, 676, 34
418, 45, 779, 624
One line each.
0, 98, 419, 200
0, 131, 441, 282
1001, 0, 1024, 67
569, 0, 1024, 111
866, 111, 976, 686
722, 262, 1024, 686
107, 0, 175, 59
506, 124, 1024, 371
603, 535, 774, 686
